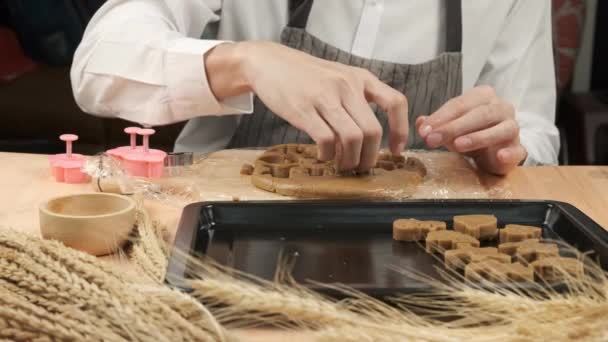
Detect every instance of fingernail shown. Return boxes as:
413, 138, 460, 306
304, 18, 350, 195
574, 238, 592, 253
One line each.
420, 125, 432, 137
396, 143, 405, 153
426, 132, 443, 147
455, 137, 472, 150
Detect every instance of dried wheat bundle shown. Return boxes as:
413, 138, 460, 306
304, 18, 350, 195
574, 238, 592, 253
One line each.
0, 227, 228, 342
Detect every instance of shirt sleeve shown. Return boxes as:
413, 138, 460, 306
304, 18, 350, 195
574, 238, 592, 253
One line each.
475, 0, 559, 166
70, 0, 254, 126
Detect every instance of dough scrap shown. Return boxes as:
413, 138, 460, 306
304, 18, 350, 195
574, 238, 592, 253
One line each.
465, 260, 534, 283
499, 224, 542, 243
249, 144, 427, 198
531, 257, 584, 283
444, 246, 511, 270
453, 214, 498, 240
393, 219, 446, 241
425, 230, 480, 254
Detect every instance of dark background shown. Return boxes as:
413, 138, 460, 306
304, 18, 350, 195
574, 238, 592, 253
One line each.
0, 0, 185, 155
0, 0, 606, 164
591, 1, 607, 90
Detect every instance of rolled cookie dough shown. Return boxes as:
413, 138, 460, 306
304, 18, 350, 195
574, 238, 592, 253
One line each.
531, 257, 584, 282
515, 241, 559, 265
499, 224, 542, 243
444, 246, 511, 270
426, 230, 480, 254
465, 260, 534, 283
393, 219, 446, 241
453, 214, 498, 240
248, 144, 427, 198
497, 239, 540, 256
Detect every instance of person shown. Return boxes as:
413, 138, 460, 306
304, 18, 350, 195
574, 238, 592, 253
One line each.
70, 0, 559, 175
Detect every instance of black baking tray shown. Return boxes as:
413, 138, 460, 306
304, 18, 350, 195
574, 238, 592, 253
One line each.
166, 200, 608, 298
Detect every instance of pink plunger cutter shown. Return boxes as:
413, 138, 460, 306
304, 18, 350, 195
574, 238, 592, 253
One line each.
48, 134, 90, 183
107, 126, 141, 156
106, 127, 167, 178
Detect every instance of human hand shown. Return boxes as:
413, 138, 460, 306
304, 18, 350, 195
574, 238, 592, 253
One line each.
416, 86, 527, 175
207, 41, 409, 171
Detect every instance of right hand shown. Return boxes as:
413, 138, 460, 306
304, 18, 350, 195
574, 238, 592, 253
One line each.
206, 41, 409, 171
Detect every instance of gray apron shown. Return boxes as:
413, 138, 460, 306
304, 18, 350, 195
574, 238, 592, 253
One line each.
228, 0, 463, 149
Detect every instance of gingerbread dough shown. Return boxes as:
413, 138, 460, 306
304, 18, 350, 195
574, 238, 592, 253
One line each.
465, 260, 534, 282
497, 239, 540, 256
426, 230, 480, 254
515, 241, 559, 265
531, 257, 584, 282
499, 224, 542, 243
453, 214, 498, 240
444, 247, 511, 270
247, 144, 427, 198
393, 219, 446, 241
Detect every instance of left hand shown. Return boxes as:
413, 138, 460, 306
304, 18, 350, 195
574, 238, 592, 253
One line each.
416, 85, 527, 175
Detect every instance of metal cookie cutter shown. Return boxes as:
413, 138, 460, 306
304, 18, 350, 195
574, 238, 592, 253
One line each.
164, 152, 194, 177
164, 152, 194, 167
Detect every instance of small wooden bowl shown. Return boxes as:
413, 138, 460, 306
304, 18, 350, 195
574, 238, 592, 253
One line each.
39, 193, 136, 256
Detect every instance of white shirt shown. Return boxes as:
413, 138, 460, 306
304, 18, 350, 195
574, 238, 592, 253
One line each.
70, 0, 559, 165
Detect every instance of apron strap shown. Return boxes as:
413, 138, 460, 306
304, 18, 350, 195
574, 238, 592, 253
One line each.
445, 0, 463, 53
288, 0, 314, 29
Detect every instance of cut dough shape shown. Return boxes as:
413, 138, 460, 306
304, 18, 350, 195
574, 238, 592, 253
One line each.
444, 246, 511, 270
393, 219, 446, 241
465, 260, 534, 283
497, 239, 540, 256
453, 214, 498, 240
249, 144, 427, 198
531, 257, 584, 283
499, 224, 542, 243
425, 230, 480, 254
515, 241, 559, 265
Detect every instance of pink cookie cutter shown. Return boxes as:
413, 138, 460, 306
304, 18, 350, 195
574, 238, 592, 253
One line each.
48, 134, 90, 183
106, 127, 167, 178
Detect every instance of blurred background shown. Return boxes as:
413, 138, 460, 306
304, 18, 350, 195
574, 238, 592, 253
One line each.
0, 0, 605, 165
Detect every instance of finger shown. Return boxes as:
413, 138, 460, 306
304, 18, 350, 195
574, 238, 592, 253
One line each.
474, 141, 526, 176
301, 110, 336, 161
334, 138, 343, 167
416, 116, 428, 129
419, 85, 496, 138
317, 103, 363, 170
497, 144, 527, 166
342, 95, 383, 172
482, 143, 527, 176
453, 119, 519, 153
364, 77, 408, 154
425, 103, 504, 149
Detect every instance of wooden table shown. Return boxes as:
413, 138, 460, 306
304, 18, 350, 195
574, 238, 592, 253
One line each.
1, 151, 608, 341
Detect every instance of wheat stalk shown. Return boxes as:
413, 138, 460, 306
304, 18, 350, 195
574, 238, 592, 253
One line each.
125, 208, 170, 283
178, 241, 608, 342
